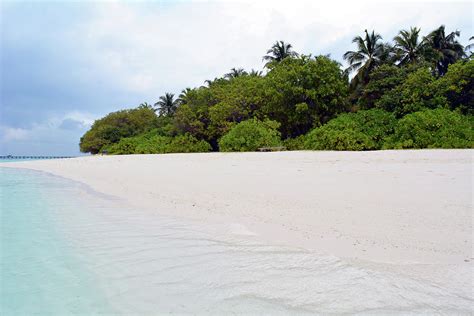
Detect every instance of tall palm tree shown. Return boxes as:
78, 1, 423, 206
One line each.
423, 25, 465, 75
393, 27, 425, 65
224, 67, 248, 79
343, 30, 386, 87
154, 93, 179, 116
263, 41, 298, 67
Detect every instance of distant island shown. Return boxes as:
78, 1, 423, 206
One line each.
80, 26, 474, 155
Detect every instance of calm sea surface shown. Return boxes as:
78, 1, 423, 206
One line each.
0, 162, 472, 315
0, 165, 112, 314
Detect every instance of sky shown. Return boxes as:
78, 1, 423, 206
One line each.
0, 0, 472, 155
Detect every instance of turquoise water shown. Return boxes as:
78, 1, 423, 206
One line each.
0, 167, 112, 315
1, 164, 472, 314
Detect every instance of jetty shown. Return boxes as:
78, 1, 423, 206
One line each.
0, 155, 75, 160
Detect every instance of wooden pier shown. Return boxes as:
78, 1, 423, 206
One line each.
0, 155, 75, 160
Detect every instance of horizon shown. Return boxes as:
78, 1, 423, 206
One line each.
1, 0, 472, 156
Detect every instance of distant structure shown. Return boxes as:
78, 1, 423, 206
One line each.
0, 155, 75, 159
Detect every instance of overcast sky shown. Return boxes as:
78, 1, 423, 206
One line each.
1, 0, 472, 155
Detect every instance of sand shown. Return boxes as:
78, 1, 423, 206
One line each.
2, 149, 472, 265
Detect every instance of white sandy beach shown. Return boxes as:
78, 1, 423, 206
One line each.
2, 150, 473, 264
2, 149, 473, 313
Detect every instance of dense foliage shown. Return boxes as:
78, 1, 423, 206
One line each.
80, 107, 159, 154
218, 119, 281, 152
80, 25, 473, 154
383, 109, 474, 149
263, 56, 348, 138
305, 109, 397, 150
105, 131, 211, 155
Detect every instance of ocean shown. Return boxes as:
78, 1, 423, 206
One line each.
0, 163, 472, 314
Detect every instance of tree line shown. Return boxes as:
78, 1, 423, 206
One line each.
80, 25, 473, 154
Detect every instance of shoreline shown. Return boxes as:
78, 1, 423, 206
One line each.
1, 149, 472, 265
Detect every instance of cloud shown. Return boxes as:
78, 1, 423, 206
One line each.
0, 111, 95, 155
1, 127, 29, 142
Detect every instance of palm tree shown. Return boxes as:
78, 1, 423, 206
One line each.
224, 67, 248, 79
423, 25, 465, 75
204, 77, 226, 87
393, 27, 425, 65
138, 102, 153, 110
204, 78, 215, 86
249, 69, 263, 77
263, 41, 298, 67
343, 30, 386, 88
465, 36, 474, 56
154, 93, 179, 116
177, 88, 192, 105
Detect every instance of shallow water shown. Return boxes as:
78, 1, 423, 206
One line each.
0, 168, 112, 314
0, 167, 472, 314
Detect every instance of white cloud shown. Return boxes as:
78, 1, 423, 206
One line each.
1, 127, 29, 141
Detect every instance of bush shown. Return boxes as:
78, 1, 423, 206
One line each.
106, 132, 211, 155
167, 134, 212, 153
134, 135, 173, 154
305, 109, 397, 150
283, 135, 306, 150
306, 128, 375, 151
106, 137, 140, 155
383, 109, 474, 149
218, 119, 282, 152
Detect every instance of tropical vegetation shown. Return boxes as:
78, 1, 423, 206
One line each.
80, 25, 473, 154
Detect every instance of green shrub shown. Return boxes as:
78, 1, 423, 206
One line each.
305, 109, 397, 150
134, 135, 172, 154
106, 132, 211, 154
283, 135, 306, 150
167, 134, 212, 153
383, 109, 474, 149
306, 129, 375, 151
106, 137, 140, 155
218, 119, 282, 152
